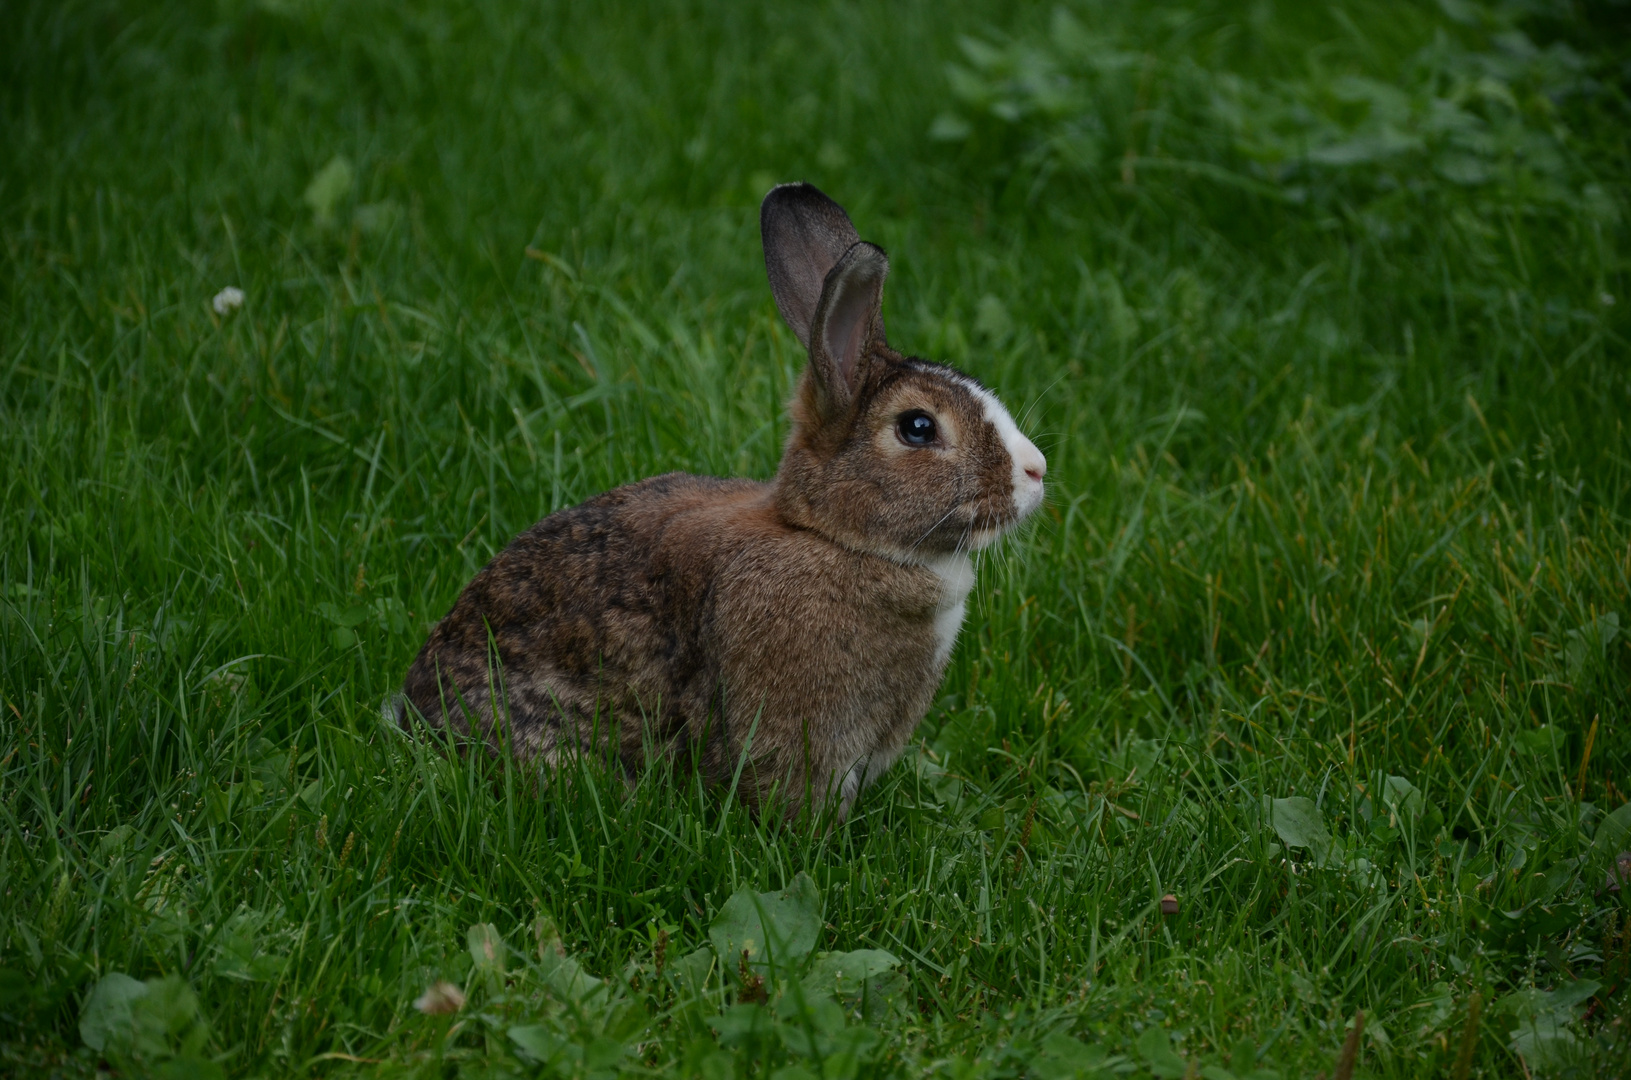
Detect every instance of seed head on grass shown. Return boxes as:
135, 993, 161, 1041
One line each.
414, 981, 465, 1015
737, 951, 766, 1005
1333, 1010, 1364, 1080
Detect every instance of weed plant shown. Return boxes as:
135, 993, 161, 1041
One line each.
2, 0, 1630, 1076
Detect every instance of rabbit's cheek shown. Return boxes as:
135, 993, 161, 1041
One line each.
962, 384, 1045, 519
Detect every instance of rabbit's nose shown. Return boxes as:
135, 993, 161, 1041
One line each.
1010, 440, 1046, 518
1019, 446, 1047, 484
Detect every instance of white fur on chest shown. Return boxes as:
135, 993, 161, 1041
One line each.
923, 552, 975, 666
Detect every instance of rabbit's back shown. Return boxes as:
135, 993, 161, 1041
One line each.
402, 473, 762, 763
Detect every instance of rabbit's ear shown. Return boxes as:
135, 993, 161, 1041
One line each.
807, 240, 888, 412
761, 183, 876, 348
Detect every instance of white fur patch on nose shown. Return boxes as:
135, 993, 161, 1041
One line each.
971, 386, 1046, 516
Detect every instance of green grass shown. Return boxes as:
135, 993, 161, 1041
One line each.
3, 0, 1631, 1076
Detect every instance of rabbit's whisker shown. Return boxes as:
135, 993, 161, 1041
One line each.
905, 503, 964, 557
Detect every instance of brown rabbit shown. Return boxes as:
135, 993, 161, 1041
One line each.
400, 183, 1045, 818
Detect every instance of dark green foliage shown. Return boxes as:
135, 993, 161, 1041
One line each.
2, 0, 1629, 1076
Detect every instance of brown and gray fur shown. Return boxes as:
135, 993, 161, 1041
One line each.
400, 183, 1046, 818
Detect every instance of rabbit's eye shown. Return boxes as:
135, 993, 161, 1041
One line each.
897, 410, 937, 447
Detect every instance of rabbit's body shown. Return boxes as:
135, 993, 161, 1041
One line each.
403, 471, 967, 808
401, 183, 1044, 817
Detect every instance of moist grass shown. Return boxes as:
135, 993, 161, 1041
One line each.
3, 0, 1631, 1076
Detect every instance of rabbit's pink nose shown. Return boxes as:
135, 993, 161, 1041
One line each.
1021, 449, 1047, 483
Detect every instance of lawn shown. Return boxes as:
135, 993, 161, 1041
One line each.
3, 0, 1630, 1076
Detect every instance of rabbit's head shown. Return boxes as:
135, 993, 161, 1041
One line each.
762, 183, 1046, 562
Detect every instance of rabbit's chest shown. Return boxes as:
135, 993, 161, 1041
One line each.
922, 553, 975, 667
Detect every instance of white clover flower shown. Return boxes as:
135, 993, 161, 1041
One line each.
212, 286, 245, 316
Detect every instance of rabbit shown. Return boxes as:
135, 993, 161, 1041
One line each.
399, 182, 1046, 819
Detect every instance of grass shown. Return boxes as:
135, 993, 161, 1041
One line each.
3, 0, 1630, 1076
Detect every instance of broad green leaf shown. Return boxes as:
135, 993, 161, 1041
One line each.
669, 946, 714, 996
541, 959, 606, 1004
802, 949, 898, 994
821, 1025, 882, 1076
1136, 1027, 1189, 1079
1415, 982, 1456, 1033
1377, 774, 1442, 832
373, 596, 410, 634
80, 973, 148, 1052
468, 923, 506, 990
584, 1037, 627, 1070
303, 155, 353, 225
1545, 979, 1602, 1013
803, 949, 904, 1021
534, 921, 604, 1004
775, 991, 847, 1056
1030, 1033, 1109, 1080
1266, 797, 1330, 859
709, 872, 821, 975
98, 825, 136, 857
708, 1002, 771, 1047
1564, 611, 1619, 677
1510, 1014, 1582, 1070
203, 782, 230, 827
508, 1025, 574, 1067
912, 752, 963, 808
80, 974, 208, 1061
1381, 776, 1424, 818
1514, 727, 1565, 756
213, 910, 285, 982
666, 946, 716, 1023
1499, 979, 1599, 1068
130, 976, 207, 1057
1594, 802, 1631, 853
315, 601, 371, 628
315, 602, 367, 648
